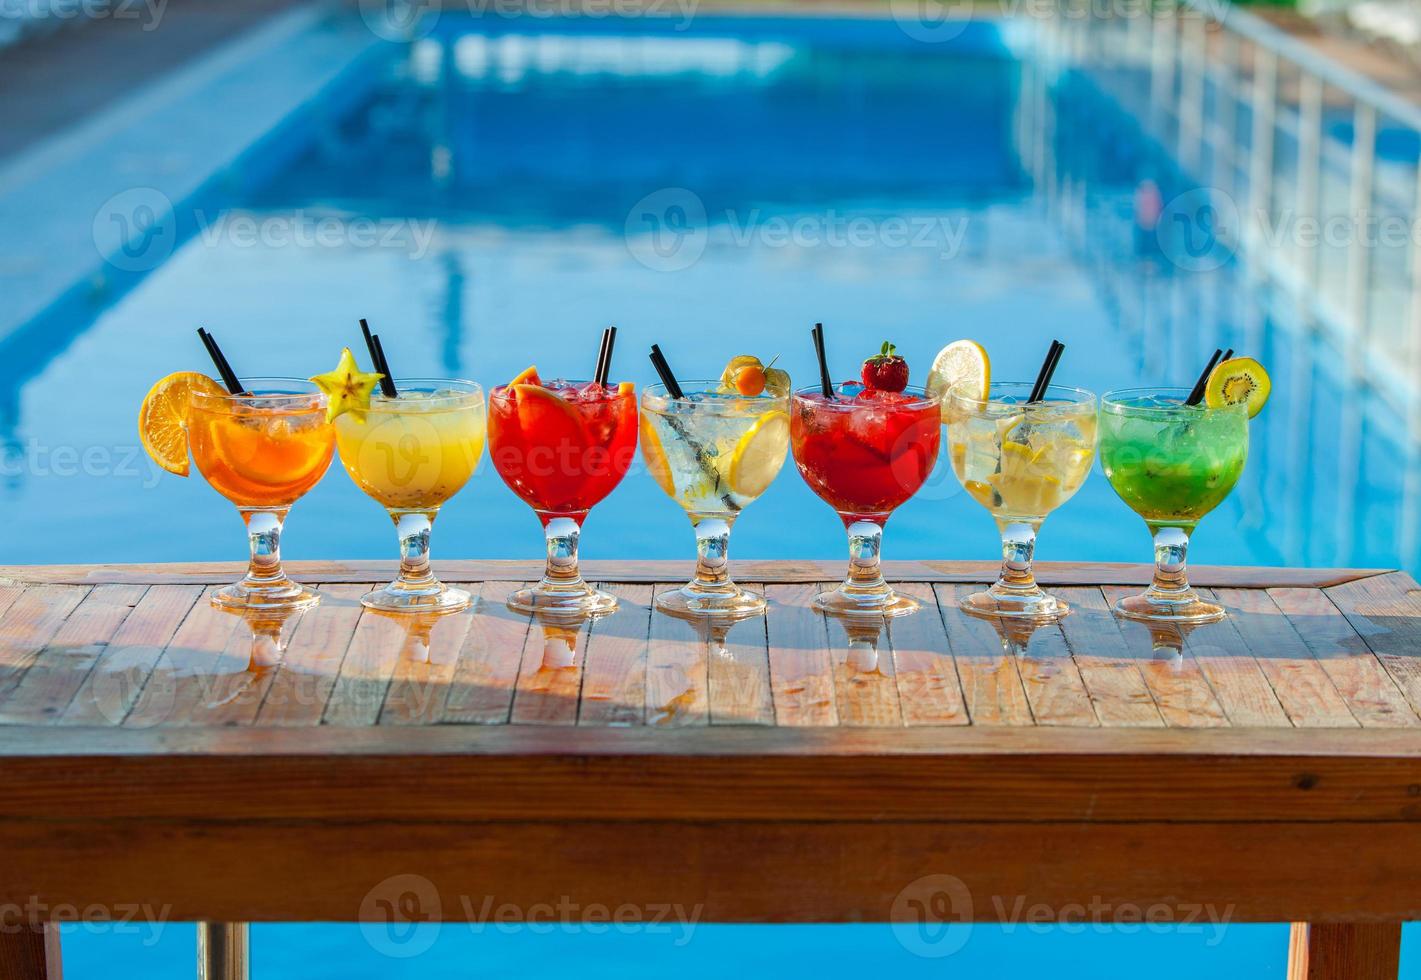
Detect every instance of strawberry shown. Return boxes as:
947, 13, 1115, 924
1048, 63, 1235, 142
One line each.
861, 341, 908, 393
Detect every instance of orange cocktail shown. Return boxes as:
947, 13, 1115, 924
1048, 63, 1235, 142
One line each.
187, 379, 335, 610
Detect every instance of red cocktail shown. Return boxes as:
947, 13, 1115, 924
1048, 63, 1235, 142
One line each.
791, 382, 942, 616
488, 370, 637, 613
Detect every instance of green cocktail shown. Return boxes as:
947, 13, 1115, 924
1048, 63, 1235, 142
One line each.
1099, 387, 1249, 623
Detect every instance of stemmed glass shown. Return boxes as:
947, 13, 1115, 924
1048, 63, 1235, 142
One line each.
945, 382, 1097, 620
1099, 387, 1249, 623
488, 378, 638, 614
187, 379, 335, 610
333, 379, 485, 612
790, 383, 942, 616
640, 381, 790, 617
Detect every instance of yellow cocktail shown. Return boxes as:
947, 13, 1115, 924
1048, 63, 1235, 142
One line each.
334, 380, 485, 612
946, 382, 1096, 620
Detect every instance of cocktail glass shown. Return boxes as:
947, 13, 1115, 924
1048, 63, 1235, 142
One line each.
334, 380, 485, 613
945, 382, 1097, 620
790, 383, 942, 617
1099, 387, 1249, 623
187, 379, 335, 611
488, 379, 637, 614
640, 382, 790, 617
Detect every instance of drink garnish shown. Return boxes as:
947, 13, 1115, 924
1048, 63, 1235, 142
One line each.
1204, 357, 1271, 418
309, 347, 385, 424
728, 410, 790, 497
509, 365, 541, 388
639, 414, 676, 496
138, 371, 226, 476
926, 339, 990, 418
861, 341, 908, 393
721, 355, 790, 397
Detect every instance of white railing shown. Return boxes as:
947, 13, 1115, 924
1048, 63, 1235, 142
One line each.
1041, 0, 1421, 435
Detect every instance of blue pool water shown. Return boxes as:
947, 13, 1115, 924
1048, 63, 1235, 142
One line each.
7, 9, 1420, 978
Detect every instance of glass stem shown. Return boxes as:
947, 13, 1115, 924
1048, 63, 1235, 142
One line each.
996, 521, 1038, 592
1149, 527, 1192, 597
239, 508, 290, 588
395, 511, 437, 588
542, 515, 586, 587
692, 518, 732, 589
845, 519, 887, 592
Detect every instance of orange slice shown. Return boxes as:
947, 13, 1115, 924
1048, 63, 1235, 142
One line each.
513, 383, 586, 448
138, 372, 225, 476
510, 365, 541, 388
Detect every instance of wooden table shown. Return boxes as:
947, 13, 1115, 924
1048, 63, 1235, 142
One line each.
2, 559, 1419, 980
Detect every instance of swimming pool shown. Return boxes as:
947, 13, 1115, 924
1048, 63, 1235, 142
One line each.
9, 7, 1421, 977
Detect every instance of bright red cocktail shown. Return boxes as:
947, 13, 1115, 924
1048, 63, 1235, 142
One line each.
791, 383, 942, 616
488, 373, 637, 614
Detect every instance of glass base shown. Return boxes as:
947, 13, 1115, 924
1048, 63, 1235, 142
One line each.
1115, 590, 1226, 624
656, 582, 767, 618
960, 586, 1070, 622
814, 584, 919, 618
508, 582, 618, 616
361, 581, 471, 614
211, 578, 320, 613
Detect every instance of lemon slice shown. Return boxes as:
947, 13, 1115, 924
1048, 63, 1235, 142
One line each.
727, 410, 789, 497
927, 340, 990, 421
639, 414, 676, 496
1204, 356, 1271, 418
138, 371, 225, 476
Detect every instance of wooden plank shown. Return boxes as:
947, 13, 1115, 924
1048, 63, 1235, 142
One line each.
378, 608, 476, 726
322, 604, 402, 727
58, 586, 203, 726
0, 584, 145, 723
1054, 586, 1164, 727
255, 584, 369, 727
0, 584, 89, 705
1006, 616, 1098, 728
1287, 923, 1401, 980
0, 924, 60, 980
824, 606, 902, 726
886, 582, 968, 726
578, 584, 653, 727
934, 585, 1034, 725
644, 585, 708, 727
1326, 572, 1421, 717
1178, 597, 1291, 727
123, 588, 246, 728
14, 725, 1421, 822
1269, 587, 1420, 728
440, 582, 533, 725
509, 604, 594, 726
763, 584, 837, 726
706, 585, 774, 726
1212, 588, 1358, 728
1101, 586, 1229, 728
7, 817, 1421, 923
0, 560, 1389, 589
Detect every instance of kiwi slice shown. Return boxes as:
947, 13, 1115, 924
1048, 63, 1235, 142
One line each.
1204, 356, 1271, 419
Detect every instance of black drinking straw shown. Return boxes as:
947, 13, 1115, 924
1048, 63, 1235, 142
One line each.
649, 344, 684, 399
359, 319, 398, 397
1185, 348, 1224, 406
1222, 348, 1234, 362
1027, 339, 1064, 403
594, 325, 617, 388
811, 322, 834, 399
196, 327, 245, 395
